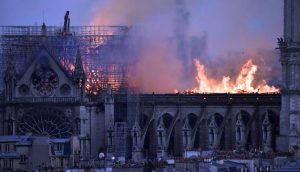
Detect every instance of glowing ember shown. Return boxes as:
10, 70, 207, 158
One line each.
60, 59, 124, 95
178, 59, 279, 94
84, 64, 124, 95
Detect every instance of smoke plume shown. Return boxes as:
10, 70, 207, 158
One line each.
91, 0, 283, 93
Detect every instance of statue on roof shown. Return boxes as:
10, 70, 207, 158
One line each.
63, 11, 70, 33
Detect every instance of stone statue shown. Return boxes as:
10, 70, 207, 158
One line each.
63, 11, 70, 32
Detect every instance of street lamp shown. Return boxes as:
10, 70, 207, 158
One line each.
99, 152, 105, 168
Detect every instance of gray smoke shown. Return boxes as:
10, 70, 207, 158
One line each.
91, 0, 283, 93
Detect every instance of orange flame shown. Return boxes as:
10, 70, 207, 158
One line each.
60, 59, 123, 95
179, 59, 279, 94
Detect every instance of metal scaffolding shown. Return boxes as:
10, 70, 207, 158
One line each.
0, 25, 129, 94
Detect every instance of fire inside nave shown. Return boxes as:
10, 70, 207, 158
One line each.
176, 59, 280, 94
0, 14, 279, 95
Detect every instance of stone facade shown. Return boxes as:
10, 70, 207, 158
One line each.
277, 0, 300, 151
0, 43, 282, 170
0, 47, 109, 171
1, 0, 299, 170
135, 94, 280, 160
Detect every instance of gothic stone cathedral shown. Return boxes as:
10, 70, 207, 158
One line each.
0, 0, 298, 164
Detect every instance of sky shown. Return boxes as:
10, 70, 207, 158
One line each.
0, 0, 284, 92
0, 0, 283, 55
0, 0, 95, 26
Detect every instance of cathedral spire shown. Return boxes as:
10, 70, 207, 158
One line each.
74, 49, 86, 84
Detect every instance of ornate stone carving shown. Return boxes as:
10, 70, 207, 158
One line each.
17, 108, 73, 137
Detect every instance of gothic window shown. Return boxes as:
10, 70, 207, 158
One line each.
31, 58, 59, 96
17, 108, 74, 138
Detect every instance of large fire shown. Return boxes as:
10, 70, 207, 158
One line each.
177, 59, 279, 94
60, 54, 279, 95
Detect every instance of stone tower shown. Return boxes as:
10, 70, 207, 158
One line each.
278, 0, 300, 151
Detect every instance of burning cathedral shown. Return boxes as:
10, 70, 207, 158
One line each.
0, 0, 298, 171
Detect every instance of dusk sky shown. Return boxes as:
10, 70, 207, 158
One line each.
0, 0, 283, 56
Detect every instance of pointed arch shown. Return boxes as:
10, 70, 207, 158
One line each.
207, 113, 224, 149
187, 113, 198, 129
161, 113, 173, 129
262, 109, 279, 151
143, 119, 156, 158
235, 110, 252, 150
140, 113, 148, 127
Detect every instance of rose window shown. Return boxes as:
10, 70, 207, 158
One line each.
31, 58, 59, 96
18, 108, 74, 138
